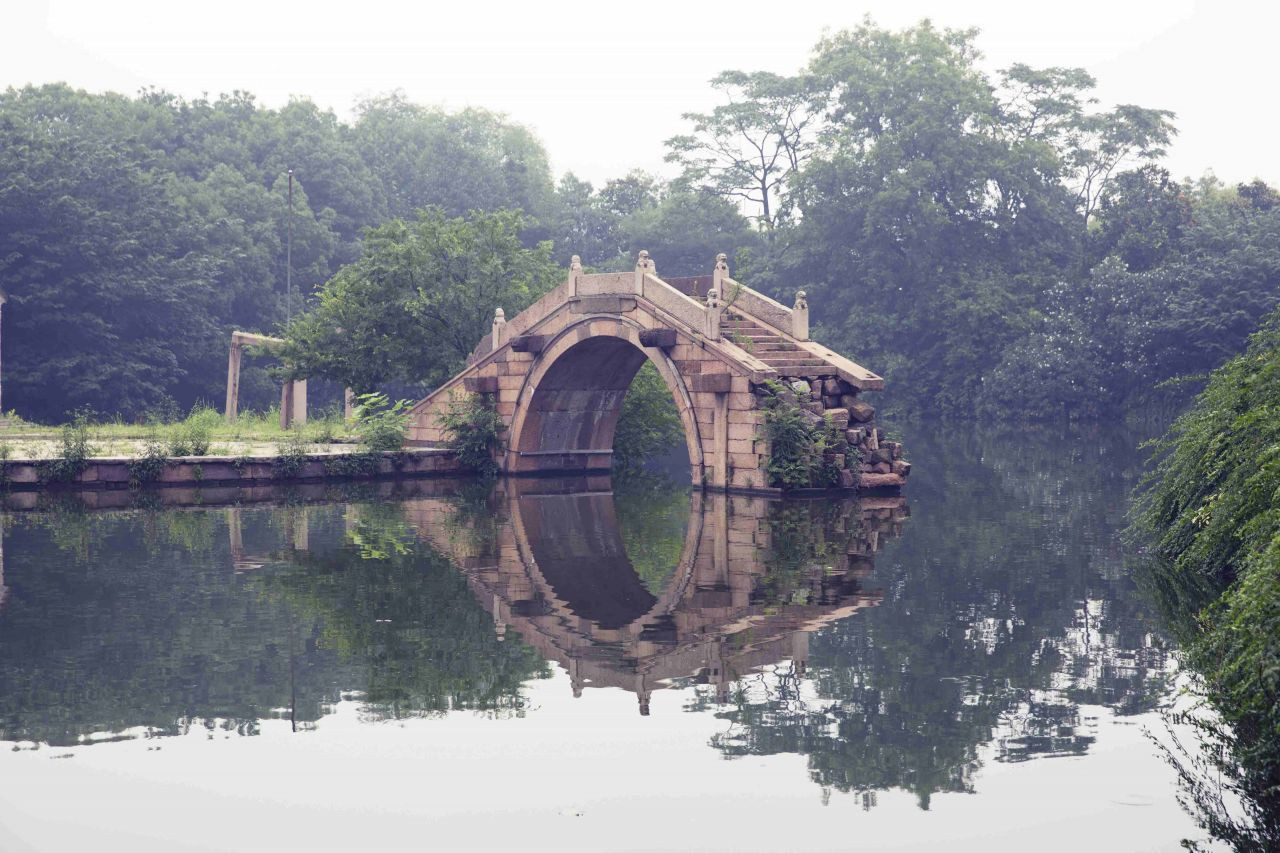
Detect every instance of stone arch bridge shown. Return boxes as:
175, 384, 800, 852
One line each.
409, 253, 909, 493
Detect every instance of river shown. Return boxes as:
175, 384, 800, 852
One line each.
0, 424, 1211, 851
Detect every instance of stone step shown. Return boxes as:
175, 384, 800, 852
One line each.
761, 359, 828, 368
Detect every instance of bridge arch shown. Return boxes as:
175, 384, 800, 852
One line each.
504, 316, 703, 478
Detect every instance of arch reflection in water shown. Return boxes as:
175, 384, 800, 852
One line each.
401, 476, 908, 715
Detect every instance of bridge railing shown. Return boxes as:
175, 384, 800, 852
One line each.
465, 252, 812, 364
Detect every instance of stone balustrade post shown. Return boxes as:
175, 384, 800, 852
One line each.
634, 249, 655, 295
491, 307, 507, 353
793, 290, 809, 341
569, 254, 582, 298
712, 252, 728, 297
704, 287, 722, 341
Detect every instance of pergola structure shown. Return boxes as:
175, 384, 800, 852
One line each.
224, 330, 310, 428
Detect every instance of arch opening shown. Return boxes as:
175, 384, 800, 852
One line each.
508, 326, 699, 479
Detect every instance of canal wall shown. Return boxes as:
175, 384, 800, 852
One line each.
0, 447, 469, 492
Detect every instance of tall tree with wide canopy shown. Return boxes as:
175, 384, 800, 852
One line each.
279, 208, 561, 393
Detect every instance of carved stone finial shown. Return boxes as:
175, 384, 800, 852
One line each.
491, 307, 508, 353
706, 287, 721, 309
715, 252, 728, 273
570, 255, 582, 273
792, 290, 809, 341
636, 249, 655, 273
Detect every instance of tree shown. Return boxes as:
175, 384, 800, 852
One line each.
796, 20, 1048, 413
612, 362, 684, 469
1092, 165, 1192, 271
1065, 103, 1177, 231
351, 94, 556, 229
0, 85, 224, 420
665, 71, 821, 232
280, 208, 561, 392
615, 189, 757, 277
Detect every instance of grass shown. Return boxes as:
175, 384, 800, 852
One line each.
0, 405, 356, 460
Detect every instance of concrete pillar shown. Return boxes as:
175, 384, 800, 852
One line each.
292, 507, 310, 551
0, 524, 7, 611
792, 630, 810, 677
0, 292, 7, 420
635, 673, 651, 716
225, 342, 243, 423
344, 387, 355, 422
292, 380, 307, 426
494, 594, 507, 642
793, 290, 809, 341
569, 657, 584, 698
711, 491, 728, 586
280, 379, 307, 429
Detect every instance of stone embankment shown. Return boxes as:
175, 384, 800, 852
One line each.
0, 448, 466, 491
752, 374, 910, 491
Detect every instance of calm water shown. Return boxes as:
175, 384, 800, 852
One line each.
0, 425, 1207, 852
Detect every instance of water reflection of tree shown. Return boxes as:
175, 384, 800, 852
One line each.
258, 503, 550, 721
697, 424, 1174, 809
613, 471, 692, 595
0, 501, 548, 745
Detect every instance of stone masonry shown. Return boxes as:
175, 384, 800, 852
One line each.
407, 252, 909, 493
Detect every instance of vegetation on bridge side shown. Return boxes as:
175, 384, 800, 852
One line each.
1132, 305, 1280, 850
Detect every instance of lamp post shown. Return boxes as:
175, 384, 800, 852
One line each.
0, 290, 8, 425
286, 169, 294, 324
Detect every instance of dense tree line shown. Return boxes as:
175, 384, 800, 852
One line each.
2, 18, 1278, 424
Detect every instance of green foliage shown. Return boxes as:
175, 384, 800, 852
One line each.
758, 386, 847, 490
39, 414, 96, 483
612, 362, 685, 470
0, 85, 558, 421
439, 393, 503, 476
273, 429, 310, 479
665, 70, 820, 233
127, 437, 169, 487
352, 392, 413, 453
1132, 307, 1280, 847
166, 414, 212, 457
280, 208, 561, 392
322, 451, 382, 478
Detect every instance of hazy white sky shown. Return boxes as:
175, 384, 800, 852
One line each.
5, 0, 1275, 188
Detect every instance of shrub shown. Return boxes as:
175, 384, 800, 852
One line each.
439, 393, 502, 476
353, 392, 413, 452
128, 437, 169, 486
323, 451, 382, 478
759, 386, 847, 490
41, 414, 96, 483
167, 419, 211, 457
273, 429, 310, 479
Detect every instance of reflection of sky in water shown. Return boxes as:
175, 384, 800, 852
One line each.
0, 423, 1205, 851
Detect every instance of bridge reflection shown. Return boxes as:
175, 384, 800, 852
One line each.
398, 477, 908, 714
